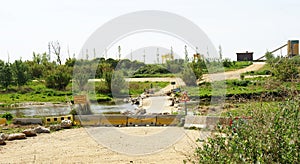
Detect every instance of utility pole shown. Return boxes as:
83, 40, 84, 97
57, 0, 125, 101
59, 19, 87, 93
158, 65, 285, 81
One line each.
48, 42, 51, 61
7, 52, 10, 63
86, 49, 89, 60
130, 49, 133, 61
118, 45, 121, 60
104, 48, 107, 59
170, 46, 174, 60
184, 45, 189, 62
67, 45, 70, 59
156, 48, 160, 64
218, 45, 222, 60
143, 49, 146, 63
93, 48, 96, 59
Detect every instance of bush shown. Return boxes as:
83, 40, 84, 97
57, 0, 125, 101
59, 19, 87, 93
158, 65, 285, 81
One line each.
181, 64, 197, 86
134, 65, 170, 75
188, 98, 300, 163
69, 109, 77, 115
45, 65, 71, 90
1, 112, 13, 121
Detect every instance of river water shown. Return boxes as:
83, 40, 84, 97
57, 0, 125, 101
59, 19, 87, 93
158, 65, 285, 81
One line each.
0, 103, 136, 116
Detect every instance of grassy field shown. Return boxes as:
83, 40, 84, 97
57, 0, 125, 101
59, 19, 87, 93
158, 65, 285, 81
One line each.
0, 81, 169, 106
0, 81, 73, 106
242, 63, 272, 76
186, 77, 300, 98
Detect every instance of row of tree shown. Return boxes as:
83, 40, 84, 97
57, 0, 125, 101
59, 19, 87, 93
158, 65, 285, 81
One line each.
0, 52, 146, 92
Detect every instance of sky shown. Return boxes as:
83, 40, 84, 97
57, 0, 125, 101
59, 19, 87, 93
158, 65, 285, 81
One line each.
0, 0, 299, 63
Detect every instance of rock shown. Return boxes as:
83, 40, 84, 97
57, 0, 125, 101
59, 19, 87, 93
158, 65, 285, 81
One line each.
7, 133, 26, 141
22, 129, 37, 137
0, 118, 7, 126
0, 133, 8, 140
135, 108, 146, 115
34, 126, 50, 133
61, 120, 72, 128
50, 124, 61, 131
0, 133, 7, 145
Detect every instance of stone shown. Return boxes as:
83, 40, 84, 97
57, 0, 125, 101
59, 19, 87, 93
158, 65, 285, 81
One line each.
34, 126, 50, 133
61, 120, 72, 128
0, 118, 7, 125
0, 133, 7, 145
22, 129, 37, 137
7, 133, 26, 141
50, 124, 62, 131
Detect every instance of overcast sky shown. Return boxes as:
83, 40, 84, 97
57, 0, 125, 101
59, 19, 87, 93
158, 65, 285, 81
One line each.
0, 0, 299, 63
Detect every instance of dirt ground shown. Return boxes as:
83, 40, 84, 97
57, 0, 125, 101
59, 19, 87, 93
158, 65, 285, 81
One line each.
202, 62, 266, 82
0, 127, 211, 164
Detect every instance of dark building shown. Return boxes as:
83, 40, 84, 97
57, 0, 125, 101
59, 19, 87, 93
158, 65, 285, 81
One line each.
236, 51, 253, 61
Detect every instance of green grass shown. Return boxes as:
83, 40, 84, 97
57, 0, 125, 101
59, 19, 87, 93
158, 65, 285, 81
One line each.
128, 81, 169, 96
91, 81, 170, 100
220, 101, 282, 117
242, 64, 272, 76
0, 81, 73, 106
187, 78, 300, 98
224, 61, 253, 71
131, 73, 175, 78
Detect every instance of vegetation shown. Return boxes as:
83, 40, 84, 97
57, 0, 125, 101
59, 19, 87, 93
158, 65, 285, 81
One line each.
133, 64, 170, 75
1, 112, 13, 121
187, 96, 300, 163
186, 52, 300, 163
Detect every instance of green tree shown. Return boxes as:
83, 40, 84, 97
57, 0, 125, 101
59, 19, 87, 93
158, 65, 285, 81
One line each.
111, 70, 127, 97
45, 65, 71, 90
273, 57, 299, 82
73, 62, 95, 92
0, 61, 13, 89
190, 60, 203, 80
181, 63, 197, 86
12, 59, 30, 86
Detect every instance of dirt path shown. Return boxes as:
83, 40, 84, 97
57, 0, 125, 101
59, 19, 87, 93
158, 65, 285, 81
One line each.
202, 62, 266, 82
0, 128, 210, 163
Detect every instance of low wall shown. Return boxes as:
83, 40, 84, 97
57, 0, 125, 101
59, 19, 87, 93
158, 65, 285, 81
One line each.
12, 118, 43, 125
184, 116, 230, 129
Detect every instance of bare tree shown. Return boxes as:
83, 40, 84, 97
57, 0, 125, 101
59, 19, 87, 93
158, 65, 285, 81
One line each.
50, 41, 62, 65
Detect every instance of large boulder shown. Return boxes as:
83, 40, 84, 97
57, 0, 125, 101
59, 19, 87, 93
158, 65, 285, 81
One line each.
7, 133, 26, 141
61, 120, 72, 128
22, 129, 37, 137
34, 126, 50, 133
0, 133, 7, 145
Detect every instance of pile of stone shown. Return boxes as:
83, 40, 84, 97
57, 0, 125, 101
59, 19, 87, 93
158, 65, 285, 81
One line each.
0, 118, 74, 146
0, 126, 51, 145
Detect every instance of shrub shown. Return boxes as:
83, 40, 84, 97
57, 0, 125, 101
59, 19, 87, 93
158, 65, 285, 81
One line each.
188, 98, 300, 163
45, 65, 71, 90
134, 65, 170, 75
1, 112, 13, 121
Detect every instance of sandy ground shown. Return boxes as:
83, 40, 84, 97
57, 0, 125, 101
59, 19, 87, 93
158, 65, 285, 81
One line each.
0, 127, 210, 164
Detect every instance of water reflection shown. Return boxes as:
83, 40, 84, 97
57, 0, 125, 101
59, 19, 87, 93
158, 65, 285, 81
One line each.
0, 103, 135, 116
